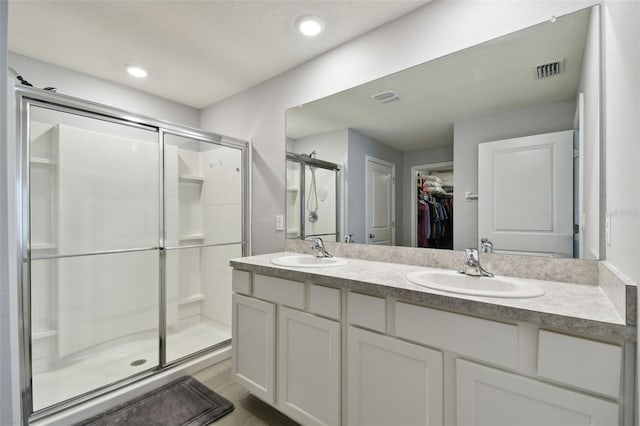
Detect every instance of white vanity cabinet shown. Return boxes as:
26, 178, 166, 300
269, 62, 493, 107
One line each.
347, 326, 443, 426
278, 306, 341, 426
232, 272, 342, 426
231, 267, 630, 426
457, 359, 619, 426
231, 293, 276, 404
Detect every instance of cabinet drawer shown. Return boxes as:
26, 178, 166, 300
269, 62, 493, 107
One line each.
395, 302, 519, 369
253, 274, 305, 309
537, 330, 622, 398
232, 269, 251, 295
308, 284, 341, 320
348, 292, 386, 333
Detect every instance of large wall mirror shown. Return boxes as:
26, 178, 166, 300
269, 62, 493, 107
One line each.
286, 6, 601, 260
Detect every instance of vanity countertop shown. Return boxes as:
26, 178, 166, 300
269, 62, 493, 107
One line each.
231, 252, 634, 341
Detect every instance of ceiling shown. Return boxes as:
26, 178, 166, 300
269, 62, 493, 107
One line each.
286, 7, 590, 152
8, 0, 429, 109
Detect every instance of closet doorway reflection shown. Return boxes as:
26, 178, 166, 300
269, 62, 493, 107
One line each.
412, 162, 454, 249
19, 88, 248, 419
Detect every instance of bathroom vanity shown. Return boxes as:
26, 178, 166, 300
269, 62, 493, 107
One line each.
230, 244, 635, 426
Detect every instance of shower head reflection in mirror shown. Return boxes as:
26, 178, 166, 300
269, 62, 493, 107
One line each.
285, 6, 601, 260
286, 151, 341, 242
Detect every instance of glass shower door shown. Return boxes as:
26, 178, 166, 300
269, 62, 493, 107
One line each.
163, 133, 244, 363
27, 105, 161, 410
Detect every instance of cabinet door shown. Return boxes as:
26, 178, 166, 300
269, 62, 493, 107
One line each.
232, 294, 275, 404
456, 359, 619, 426
278, 306, 341, 426
347, 326, 443, 426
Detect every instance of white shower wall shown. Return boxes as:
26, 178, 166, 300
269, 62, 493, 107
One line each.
203, 146, 242, 328
164, 141, 241, 335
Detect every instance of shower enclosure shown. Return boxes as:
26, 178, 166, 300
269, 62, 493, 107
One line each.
286, 152, 340, 241
17, 87, 249, 421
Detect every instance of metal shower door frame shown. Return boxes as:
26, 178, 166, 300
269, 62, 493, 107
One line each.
15, 86, 250, 423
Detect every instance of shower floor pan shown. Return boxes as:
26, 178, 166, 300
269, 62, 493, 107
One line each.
32, 319, 230, 411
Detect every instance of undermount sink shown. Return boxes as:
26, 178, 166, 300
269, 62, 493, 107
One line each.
405, 269, 544, 298
270, 254, 347, 268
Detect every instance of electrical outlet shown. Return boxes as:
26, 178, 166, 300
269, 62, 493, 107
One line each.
275, 215, 284, 231
605, 210, 611, 246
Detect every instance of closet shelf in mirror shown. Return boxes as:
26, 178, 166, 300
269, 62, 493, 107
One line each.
179, 174, 204, 182
30, 157, 56, 166
179, 234, 205, 241
31, 242, 57, 250
179, 294, 204, 305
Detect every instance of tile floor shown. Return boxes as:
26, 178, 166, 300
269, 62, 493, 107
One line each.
192, 359, 299, 426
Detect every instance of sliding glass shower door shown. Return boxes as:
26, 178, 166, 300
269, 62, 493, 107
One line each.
27, 106, 161, 411
163, 133, 243, 363
20, 90, 248, 419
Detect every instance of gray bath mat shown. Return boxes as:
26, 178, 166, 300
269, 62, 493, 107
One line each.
77, 376, 234, 426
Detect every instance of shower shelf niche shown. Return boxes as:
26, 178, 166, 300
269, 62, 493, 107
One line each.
32, 329, 57, 340
177, 149, 205, 242
31, 243, 58, 250
179, 294, 205, 305
179, 174, 204, 182
179, 234, 205, 241
30, 156, 56, 166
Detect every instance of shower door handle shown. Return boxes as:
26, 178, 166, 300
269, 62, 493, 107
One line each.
369, 233, 375, 239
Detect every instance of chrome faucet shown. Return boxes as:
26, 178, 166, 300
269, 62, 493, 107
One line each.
480, 238, 494, 253
310, 237, 332, 258
460, 248, 494, 277
344, 234, 354, 243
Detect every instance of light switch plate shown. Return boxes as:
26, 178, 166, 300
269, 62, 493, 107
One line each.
275, 214, 284, 231
605, 210, 611, 245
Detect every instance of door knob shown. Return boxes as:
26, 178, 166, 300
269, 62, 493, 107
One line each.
369, 233, 375, 239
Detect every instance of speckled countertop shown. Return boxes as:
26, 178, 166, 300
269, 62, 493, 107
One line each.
231, 252, 634, 341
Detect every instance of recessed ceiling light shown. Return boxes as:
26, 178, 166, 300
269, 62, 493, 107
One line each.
126, 65, 148, 78
296, 15, 324, 37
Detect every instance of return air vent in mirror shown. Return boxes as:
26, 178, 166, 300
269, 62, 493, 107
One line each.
533, 59, 565, 79
372, 90, 400, 103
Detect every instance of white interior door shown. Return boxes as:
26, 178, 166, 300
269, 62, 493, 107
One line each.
478, 130, 573, 257
365, 156, 395, 245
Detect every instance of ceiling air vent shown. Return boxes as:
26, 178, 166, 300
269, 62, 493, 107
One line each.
372, 90, 400, 103
533, 59, 566, 80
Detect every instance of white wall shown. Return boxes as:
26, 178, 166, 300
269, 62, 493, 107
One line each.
577, 5, 601, 260
402, 144, 454, 246
9, 53, 200, 128
347, 129, 403, 245
1, 0, 21, 422
288, 129, 349, 167
453, 100, 576, 250
600, 2, 640, 418
603, 1, 640, 286
200, 0, 596, 255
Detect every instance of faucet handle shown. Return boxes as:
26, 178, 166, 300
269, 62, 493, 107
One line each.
465, 248, 479, 261
480, 238, 494, 253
